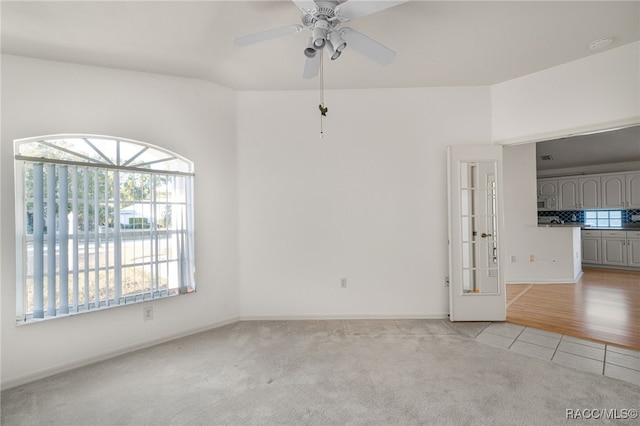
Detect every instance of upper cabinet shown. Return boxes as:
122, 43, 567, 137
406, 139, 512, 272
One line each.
558, 176, 601, 210
579, 176, 601, 209
558, 178, 580, 210
537, 178, 558, 197
558, 176, 600, 210
542, 170, 639, 210
601, 172, 640, 209
601, 174, 626, 208
627, 172, 640, 208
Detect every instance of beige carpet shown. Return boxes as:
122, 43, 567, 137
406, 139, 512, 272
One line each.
2, 319, 638, 425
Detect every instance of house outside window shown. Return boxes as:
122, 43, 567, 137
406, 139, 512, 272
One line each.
14, 135, 196, 323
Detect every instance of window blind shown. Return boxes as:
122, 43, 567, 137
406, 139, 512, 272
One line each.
15, 136, 195, 322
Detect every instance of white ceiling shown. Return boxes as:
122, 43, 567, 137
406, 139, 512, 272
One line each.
2, 1, 639, 91
3, 1, 639, 169
536, 125, 640, 171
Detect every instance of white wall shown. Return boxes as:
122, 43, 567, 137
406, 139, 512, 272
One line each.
503, 144, 581, 284
496, 42, 639, 284
1, 55, 239, 388
492, 41, 640, 145
237, 87, 491, 319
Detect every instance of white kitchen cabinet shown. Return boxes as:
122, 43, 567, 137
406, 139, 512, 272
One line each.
601, 230, 627, 267
582, 229, 640, 269
601, 174, 625, 208
627, 172, 640, 208
540, 169, 639, 211
628, 231, 640, 268
537, 178, 558, 197
581, 230, 601, 264
579, 176, 600, 209
558, 178, 580, 210
558, 177, 600, 210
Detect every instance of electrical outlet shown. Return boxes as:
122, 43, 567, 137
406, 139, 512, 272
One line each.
143, 306, 153, 321
340, 278, 347, 288
510, 256, 516, 263
529, 255, 535, 262
444, 276, 449, 287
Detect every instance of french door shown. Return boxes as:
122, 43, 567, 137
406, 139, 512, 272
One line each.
447, 145, 506, 321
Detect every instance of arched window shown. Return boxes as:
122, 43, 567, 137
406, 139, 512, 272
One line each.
14, 135, 195, 322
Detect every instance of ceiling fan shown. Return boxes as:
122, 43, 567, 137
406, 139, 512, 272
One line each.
233, 0, 408, 79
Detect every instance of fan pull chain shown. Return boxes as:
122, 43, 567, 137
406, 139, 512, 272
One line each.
318, 51, 327, 139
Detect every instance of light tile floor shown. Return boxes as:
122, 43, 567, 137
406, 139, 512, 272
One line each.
475, 322, 640, 386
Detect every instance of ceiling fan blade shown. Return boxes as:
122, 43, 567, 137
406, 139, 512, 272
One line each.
335, 0, 408, 21
291, 0, 318, 13
234, 25, 303, 47
339, 27, 396, 65
302, 53, 321, 79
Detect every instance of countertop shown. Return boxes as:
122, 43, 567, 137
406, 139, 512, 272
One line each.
537, 223, 583, 228
582, 226, 640, 231
538, 223, 640, 230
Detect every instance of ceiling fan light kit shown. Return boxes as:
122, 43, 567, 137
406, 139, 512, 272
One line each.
234, 0, 408, 78
327, 30, 346, 53
304, 37, 317, 58
326, 40, 341, 60
312, 19, 329, 48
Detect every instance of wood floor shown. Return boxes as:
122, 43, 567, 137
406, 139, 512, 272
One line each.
506, 267, 640, 350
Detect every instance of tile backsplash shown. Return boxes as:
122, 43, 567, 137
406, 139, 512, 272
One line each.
539, 209, 640, 224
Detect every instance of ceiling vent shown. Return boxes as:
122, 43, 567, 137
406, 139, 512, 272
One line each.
589, 36, 614, 51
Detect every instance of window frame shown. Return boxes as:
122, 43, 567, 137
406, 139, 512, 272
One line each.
14, 134, 196, 324
584, 210, 623, 228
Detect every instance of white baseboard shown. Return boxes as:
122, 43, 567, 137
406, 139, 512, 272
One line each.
583, 264, 640, 272
1, 316, 240, 391
574, 270, 584, 283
